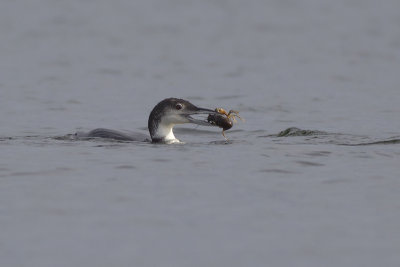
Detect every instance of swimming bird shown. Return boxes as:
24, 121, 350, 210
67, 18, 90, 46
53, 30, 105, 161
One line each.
76, 98, 219, 143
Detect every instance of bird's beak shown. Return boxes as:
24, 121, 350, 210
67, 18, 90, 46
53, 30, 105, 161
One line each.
185, 107, 219, 126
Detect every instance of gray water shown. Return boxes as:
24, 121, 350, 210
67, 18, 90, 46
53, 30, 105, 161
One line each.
1, 0, 400, 266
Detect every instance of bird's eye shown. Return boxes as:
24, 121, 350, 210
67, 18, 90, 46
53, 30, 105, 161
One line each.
175, 103, 183, 110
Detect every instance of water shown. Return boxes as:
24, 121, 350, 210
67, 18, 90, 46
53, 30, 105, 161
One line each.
1, 0, 400, 266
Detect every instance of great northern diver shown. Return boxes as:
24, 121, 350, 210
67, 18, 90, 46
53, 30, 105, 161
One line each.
77, 98, 219, 143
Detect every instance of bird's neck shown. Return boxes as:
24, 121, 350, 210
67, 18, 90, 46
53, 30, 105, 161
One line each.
151, 122, 180, 143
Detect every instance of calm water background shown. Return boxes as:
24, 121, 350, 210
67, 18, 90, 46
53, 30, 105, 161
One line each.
1, 0, 400, 266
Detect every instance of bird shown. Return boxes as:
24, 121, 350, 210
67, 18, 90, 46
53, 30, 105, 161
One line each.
76, 98, 219, 143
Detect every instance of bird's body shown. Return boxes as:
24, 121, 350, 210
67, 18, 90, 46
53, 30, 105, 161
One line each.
76, 128, 149, 142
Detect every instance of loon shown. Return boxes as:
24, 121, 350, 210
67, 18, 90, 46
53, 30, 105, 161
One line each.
76, 98, 219, 143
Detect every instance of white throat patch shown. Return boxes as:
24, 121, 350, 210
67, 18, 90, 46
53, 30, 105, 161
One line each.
153, 122, 179, 143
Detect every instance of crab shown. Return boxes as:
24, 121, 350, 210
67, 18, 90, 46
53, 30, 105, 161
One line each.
208, 108, 244, 140
215, 108, 243, 123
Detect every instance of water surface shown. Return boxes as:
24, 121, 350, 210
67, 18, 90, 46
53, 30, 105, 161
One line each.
1, 0, 400, 266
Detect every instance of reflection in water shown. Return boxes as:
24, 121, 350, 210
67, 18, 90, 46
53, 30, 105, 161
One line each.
276, 127, 328, 137
258, 127, 400, 146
